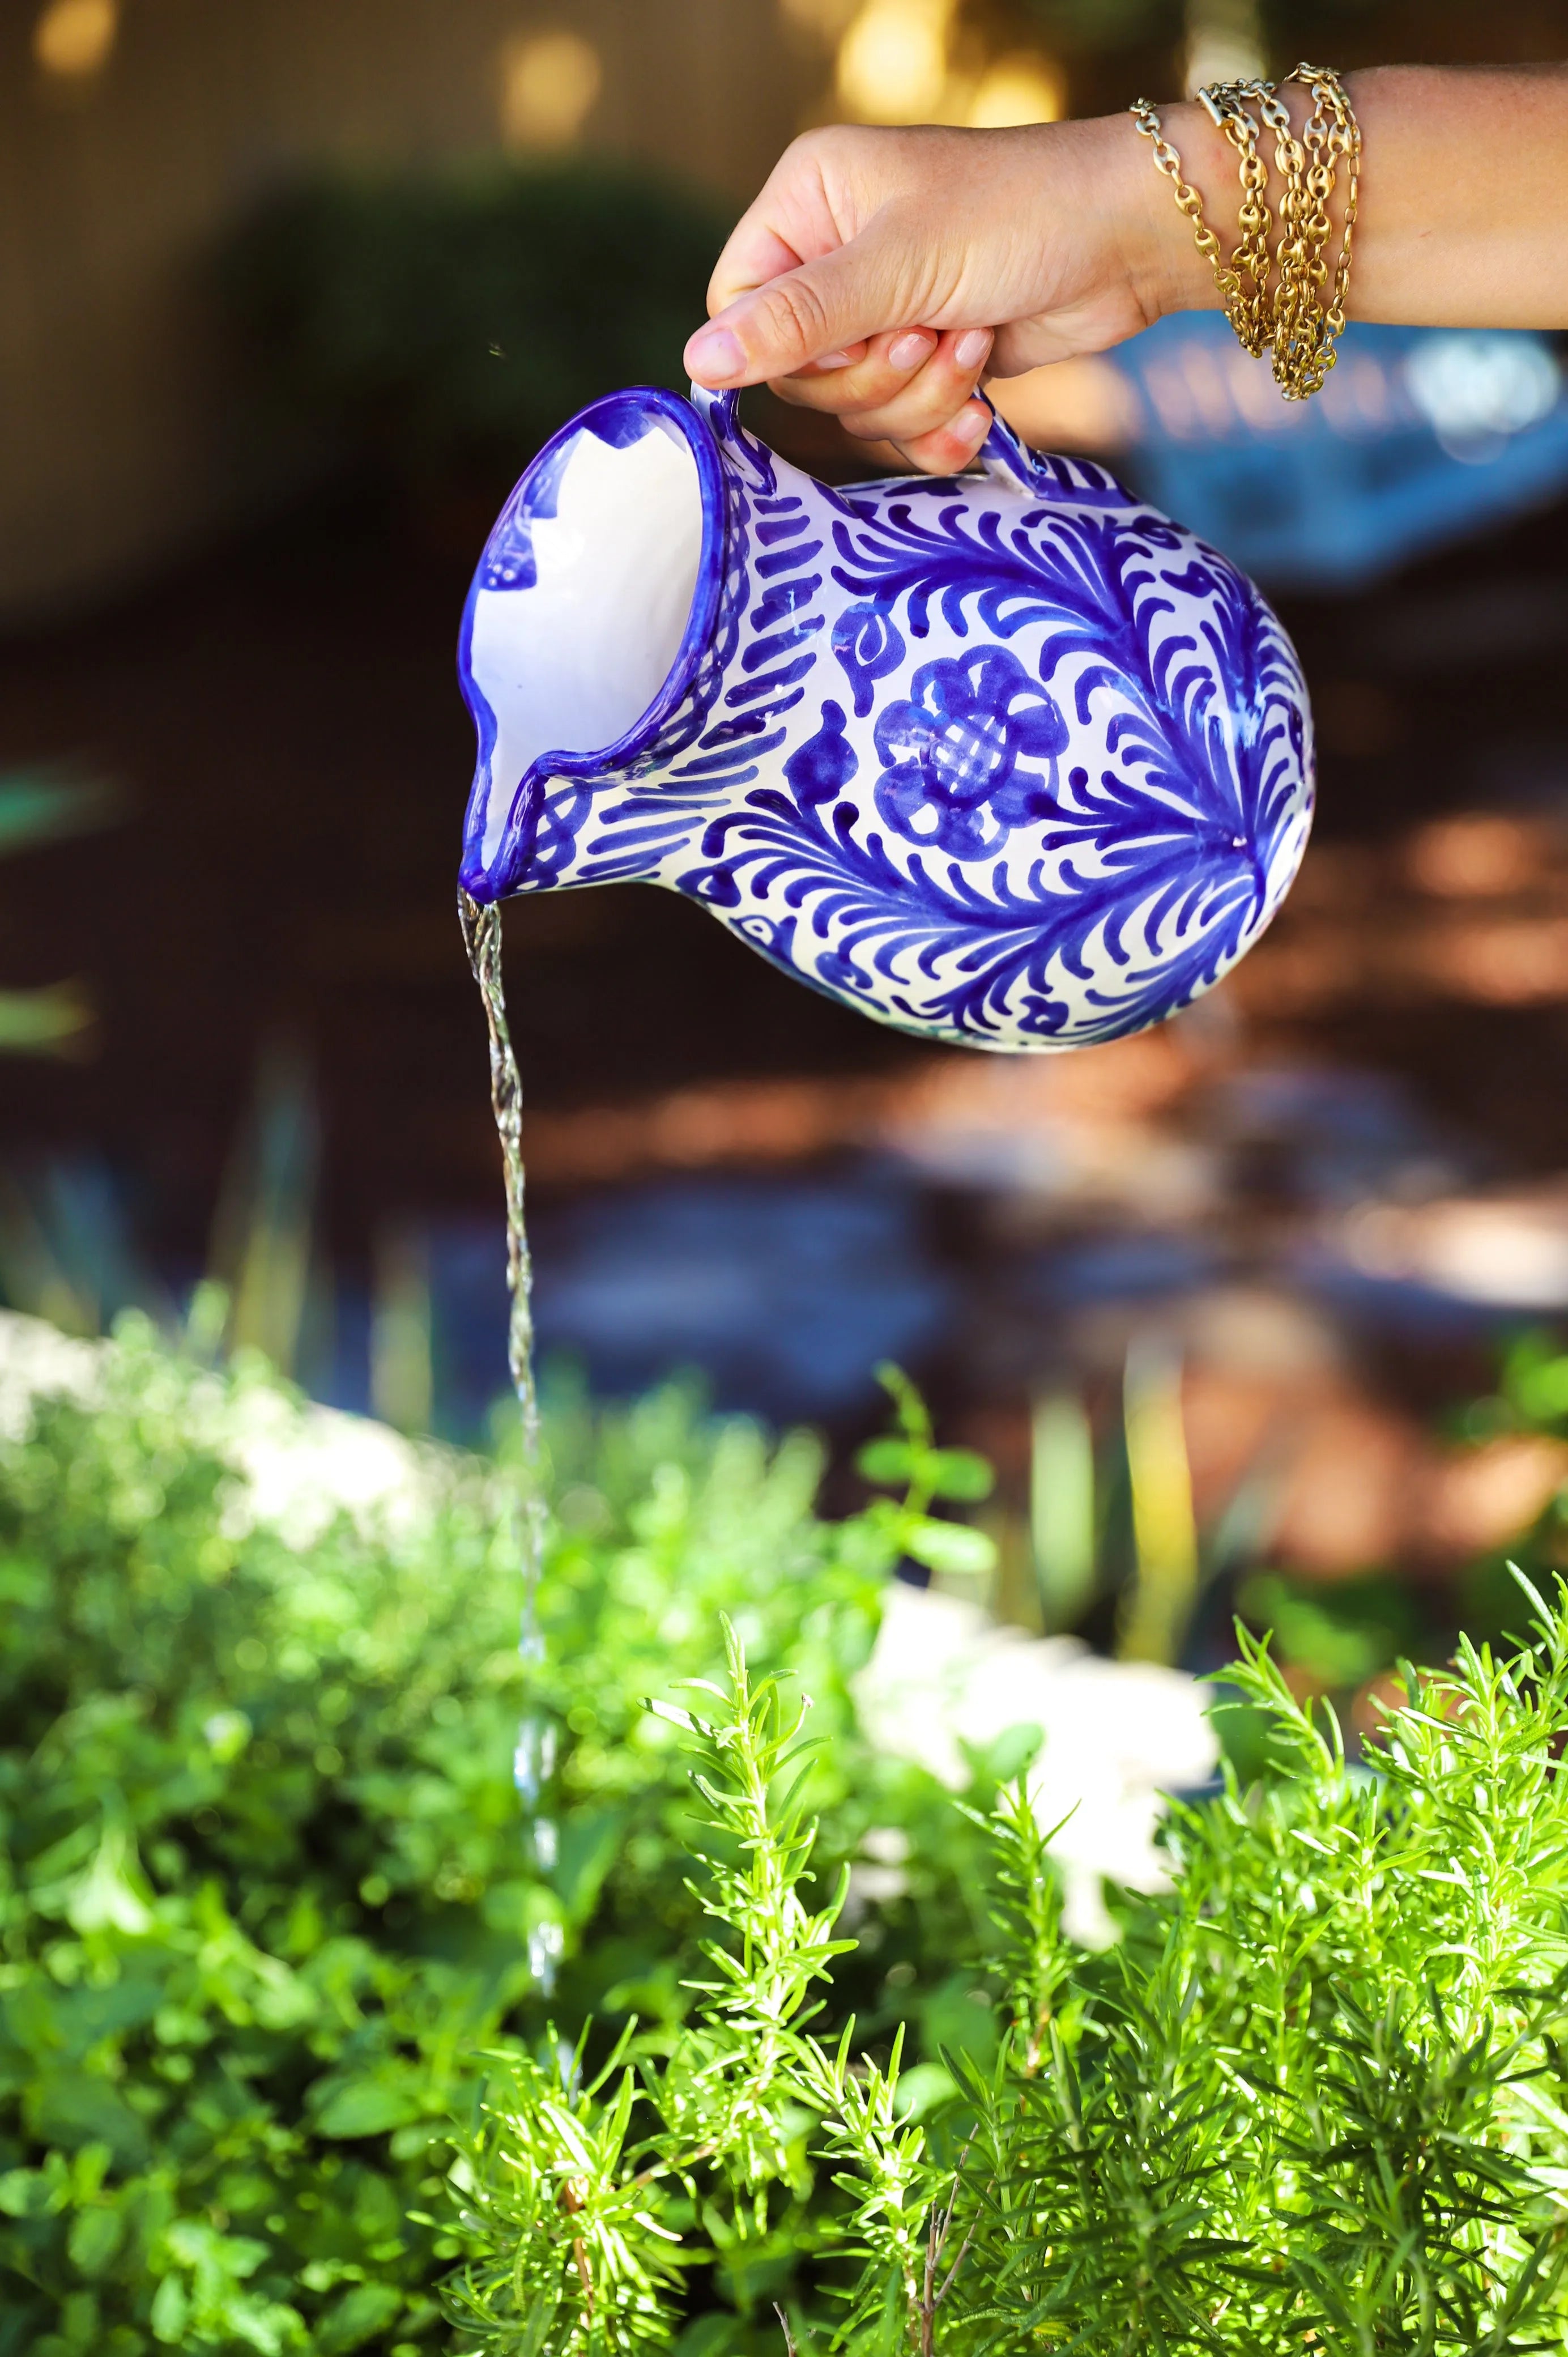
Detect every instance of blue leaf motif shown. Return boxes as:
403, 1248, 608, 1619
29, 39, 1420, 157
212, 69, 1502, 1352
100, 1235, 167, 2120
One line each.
832, 602, 905, 718
785, 699, 858, 809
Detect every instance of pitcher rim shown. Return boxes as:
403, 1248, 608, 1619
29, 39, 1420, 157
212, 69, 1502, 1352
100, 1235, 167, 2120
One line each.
457, 384, 728, 903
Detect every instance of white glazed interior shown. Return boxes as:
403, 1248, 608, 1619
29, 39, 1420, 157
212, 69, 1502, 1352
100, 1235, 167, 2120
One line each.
469, 420, 705, 866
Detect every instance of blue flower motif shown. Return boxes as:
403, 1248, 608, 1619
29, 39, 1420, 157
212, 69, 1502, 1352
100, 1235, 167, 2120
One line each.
872, 649, 1068, 860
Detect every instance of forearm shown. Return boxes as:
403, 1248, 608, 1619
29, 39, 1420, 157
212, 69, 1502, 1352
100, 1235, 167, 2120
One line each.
1135, 65, 1568, 331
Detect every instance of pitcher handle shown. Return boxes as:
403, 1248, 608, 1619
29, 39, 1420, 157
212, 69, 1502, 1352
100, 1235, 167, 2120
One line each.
977, 397, 1041, 492
689, 382, 742, 443
691, 377, 1039, 491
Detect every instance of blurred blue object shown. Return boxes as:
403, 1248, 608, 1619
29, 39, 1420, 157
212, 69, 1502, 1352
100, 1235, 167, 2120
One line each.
527, 1172, 952, 1421
1020, 1230, 1222, 1312
472, 1169, 954, 1423
1114, 316, 1568, 586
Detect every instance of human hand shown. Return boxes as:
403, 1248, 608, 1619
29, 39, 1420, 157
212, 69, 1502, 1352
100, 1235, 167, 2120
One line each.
681, 114, 1206, 473
682, 70, 1568, 474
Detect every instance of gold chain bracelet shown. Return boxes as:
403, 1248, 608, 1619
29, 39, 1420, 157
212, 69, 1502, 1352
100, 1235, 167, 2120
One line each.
1130, 64, 1360, 402
1127, 95, 1250, 332
1194, 80, 1274, 357
1289, 62, 1362, 377
1249, 76, 1316, 387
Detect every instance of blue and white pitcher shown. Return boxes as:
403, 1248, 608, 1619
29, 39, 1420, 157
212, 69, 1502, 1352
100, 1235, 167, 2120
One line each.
458, 383, 1313, 1051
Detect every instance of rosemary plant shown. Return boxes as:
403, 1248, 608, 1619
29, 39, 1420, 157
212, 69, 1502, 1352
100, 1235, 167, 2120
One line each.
447, 1581, 1568, 2356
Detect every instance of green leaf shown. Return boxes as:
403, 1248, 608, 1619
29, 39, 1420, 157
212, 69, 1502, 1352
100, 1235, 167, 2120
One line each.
903, 1517, 998, 1577
0, 1554, 47, 1607
551, 1806, 629, 1929
480, 1879, 556, 1939
924, 1447, 995, 1503
317, 2282, 403, 2352
874, 1360, 929, 1445
982, 1721, 1045, 1785
855, 1436, 918, 1488
313, 2078, 424, 2139
26, 2071, 151, 2171
150, 2272, 189, 2344
0, 982, 93, 1053
0, 2167, 53, 2219
65, 1823, 156, 1937
66, 2202, 123, 2277
891, 2060, 958, 2121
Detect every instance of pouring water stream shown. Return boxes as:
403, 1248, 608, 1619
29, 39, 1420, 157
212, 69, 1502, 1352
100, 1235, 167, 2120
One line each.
459, 887, 561, 1991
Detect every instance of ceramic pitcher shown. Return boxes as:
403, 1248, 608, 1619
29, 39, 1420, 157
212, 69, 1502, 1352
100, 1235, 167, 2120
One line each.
458, 382, 1313, 1052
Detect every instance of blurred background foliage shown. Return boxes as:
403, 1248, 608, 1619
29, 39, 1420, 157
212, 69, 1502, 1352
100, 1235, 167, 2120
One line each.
224, 166, 728, 501
0, 771, 114, 1060
1, 0, 1566, 1739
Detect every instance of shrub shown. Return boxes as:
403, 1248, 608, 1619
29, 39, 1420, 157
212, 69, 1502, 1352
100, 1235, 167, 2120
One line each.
223, 163, 730, 493
453, 1599, 1568, 2356
0, 1326, 1004, 2354
16, 1320, 1568, 2350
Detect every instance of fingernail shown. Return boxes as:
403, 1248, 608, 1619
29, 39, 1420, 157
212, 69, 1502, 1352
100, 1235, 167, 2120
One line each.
685, 325, 744, 384
888, 329, 936, 371
955, 328, 992, 372
952, 403, 990, 445
814, 349, 856, 370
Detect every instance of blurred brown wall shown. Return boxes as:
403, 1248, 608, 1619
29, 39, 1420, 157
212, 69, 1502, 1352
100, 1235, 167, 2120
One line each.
0, 0, 819, 623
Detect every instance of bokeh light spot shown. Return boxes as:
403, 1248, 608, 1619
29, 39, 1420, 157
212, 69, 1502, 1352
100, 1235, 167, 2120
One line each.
836, 0, 952, 123
33, 0, 117, 80
499, 29, 602, 152
966, 53, 1063, 128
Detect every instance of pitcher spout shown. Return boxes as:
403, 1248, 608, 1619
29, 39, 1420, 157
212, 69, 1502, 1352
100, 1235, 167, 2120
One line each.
457, 386, 728, 903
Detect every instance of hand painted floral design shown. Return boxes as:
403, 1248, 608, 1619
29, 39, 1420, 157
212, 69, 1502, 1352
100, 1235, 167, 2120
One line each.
461, 389, 1313, 1052
871, 650, 1068, 860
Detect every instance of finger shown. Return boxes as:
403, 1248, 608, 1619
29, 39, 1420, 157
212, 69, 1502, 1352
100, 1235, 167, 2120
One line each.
710, 220, 809, 310
684, 218, 929, 389
833, 327, 994, 442
887, 400, 996, 476
705, 130, 859, 316
770, 326, 939, 413
794, 340, 871, 375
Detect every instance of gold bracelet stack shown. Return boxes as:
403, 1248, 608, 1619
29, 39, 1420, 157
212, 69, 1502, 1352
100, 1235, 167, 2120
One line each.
1130, 63, 1361, 402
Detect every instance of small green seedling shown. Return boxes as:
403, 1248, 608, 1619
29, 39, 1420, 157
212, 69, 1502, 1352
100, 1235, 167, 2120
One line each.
854, 1363, 996, 1584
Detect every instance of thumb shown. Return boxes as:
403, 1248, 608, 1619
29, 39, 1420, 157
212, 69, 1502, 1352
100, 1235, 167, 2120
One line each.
684, 221, 917, 388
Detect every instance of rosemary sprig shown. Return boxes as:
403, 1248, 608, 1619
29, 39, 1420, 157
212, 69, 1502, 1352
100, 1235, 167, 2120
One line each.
447, 1577, 1568, 2355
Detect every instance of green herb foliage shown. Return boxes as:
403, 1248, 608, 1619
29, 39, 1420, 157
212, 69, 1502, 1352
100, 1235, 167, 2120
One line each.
0, 1331, 1003, 2355
453, 1597, 1568, 2356
16, 1324, 1568, 2354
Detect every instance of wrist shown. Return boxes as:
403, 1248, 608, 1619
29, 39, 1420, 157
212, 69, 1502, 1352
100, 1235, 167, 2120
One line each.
1110, 98, 1238, 322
